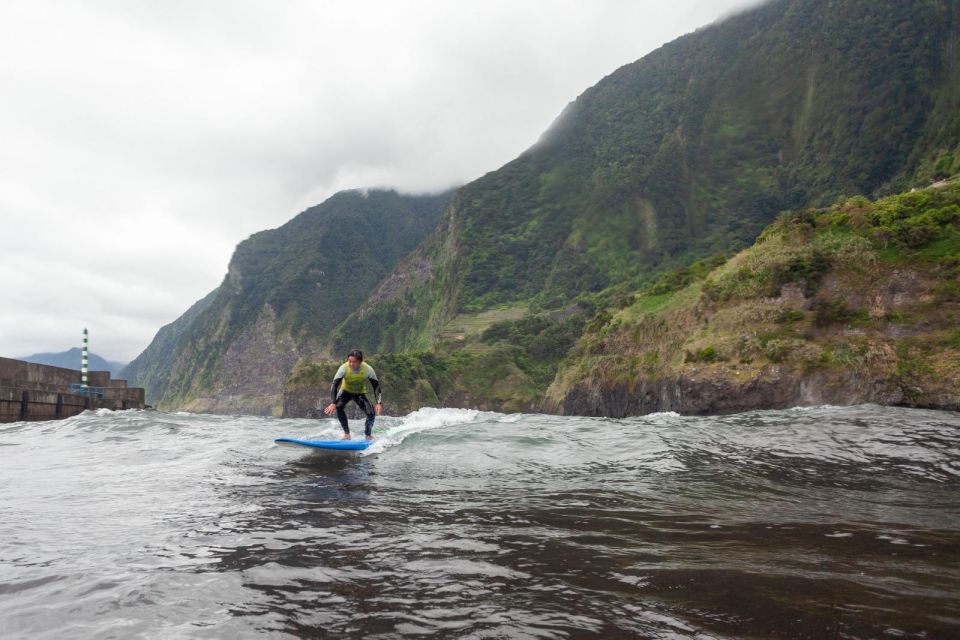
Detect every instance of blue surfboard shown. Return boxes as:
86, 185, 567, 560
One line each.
274, 437, 373, 452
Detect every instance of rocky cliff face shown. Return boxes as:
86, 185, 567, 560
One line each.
120, 290, 216, 405
125, 189, 453, 414
554, 367, 909, 418
175, 303, 301, 415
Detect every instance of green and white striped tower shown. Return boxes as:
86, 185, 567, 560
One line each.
81, 327, 89, 389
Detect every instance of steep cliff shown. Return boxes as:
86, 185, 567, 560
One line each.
336, 0, 960, 355
120, 289, 216, 404
126, 189, 453, 413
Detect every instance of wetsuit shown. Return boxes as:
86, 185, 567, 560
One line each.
330, 361, 382, 436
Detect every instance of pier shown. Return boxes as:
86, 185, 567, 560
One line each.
0, 357, 145, 423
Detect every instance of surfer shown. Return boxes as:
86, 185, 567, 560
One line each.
324, 349, 383, 440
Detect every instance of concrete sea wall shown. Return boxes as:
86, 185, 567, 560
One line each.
0, 357, 145, 423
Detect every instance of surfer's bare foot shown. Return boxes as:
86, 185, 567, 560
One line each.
341, 433, 351, 440
366, 435, 376, 441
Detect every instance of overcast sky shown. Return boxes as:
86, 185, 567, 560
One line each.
2, 0, 759, 363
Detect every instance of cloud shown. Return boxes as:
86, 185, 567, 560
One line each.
1, 0, 758, 361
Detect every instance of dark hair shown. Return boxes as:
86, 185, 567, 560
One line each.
347, 349, 364, 361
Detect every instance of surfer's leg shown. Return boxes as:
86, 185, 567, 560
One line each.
335, 394, 351, 435
357, 394, 375, 436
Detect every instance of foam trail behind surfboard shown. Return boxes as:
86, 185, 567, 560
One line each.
360, 408, 484, 455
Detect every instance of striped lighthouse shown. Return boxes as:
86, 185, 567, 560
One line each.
81, 328, 89, 389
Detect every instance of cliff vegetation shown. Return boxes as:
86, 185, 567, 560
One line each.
545, 181, 960, 415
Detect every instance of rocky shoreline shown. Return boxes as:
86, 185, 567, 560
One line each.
548, 366, 957, 418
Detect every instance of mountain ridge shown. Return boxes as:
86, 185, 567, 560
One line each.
19, 348, 126, 378
335, 0, 960, 355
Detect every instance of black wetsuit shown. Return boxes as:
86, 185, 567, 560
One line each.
330, 363, 382, 436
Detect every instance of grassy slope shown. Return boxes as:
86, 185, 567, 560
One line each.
546, 181, 960, 412
293, 304, 592, 415
285, 348, 542, 416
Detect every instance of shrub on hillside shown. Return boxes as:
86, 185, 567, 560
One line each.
813, 300, 869, 327
685, 345, 721, 363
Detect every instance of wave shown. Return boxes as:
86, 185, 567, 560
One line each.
364, 407, 486, 455
271, 407, 488, 457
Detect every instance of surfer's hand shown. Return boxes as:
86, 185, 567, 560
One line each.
324, 403, 336, 415
375, 403, 382, 415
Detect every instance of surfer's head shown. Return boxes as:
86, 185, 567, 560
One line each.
347, 349, 364, 369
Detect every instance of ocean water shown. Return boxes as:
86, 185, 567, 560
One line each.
1, 405, 958, 639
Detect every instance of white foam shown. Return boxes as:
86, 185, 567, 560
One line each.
363, 407, 483, 455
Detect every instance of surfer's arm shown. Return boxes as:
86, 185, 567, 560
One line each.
329, 364, 347, 403
330, 376, 344, 403
324, 371, 344, 415
366, 366, 382, 405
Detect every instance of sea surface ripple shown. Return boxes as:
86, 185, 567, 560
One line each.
1, 405, 958, 639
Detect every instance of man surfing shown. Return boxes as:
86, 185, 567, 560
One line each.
324, 349, 382, 440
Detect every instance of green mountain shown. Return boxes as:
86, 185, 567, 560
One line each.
335, 0, 960, 355
135, 0, 960, 417
286, 180, 960, 416
123, 189, 453, 413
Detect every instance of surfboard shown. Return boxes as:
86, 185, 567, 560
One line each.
274, 437, 373, 453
